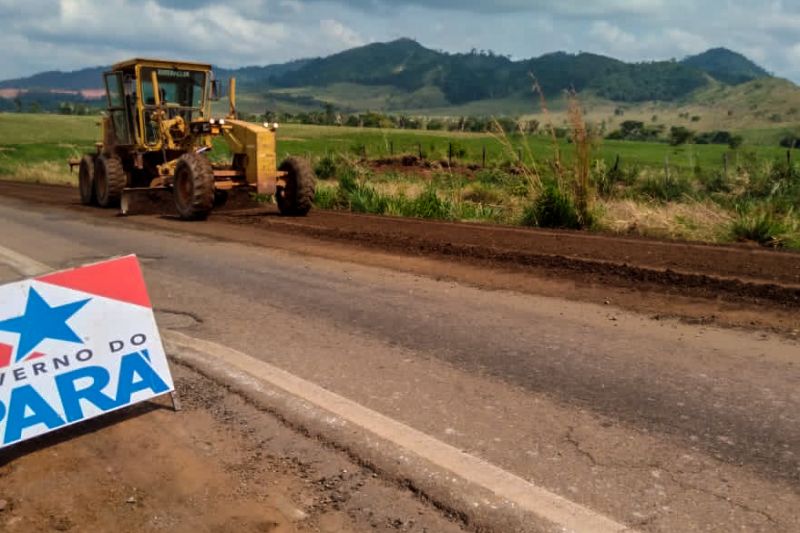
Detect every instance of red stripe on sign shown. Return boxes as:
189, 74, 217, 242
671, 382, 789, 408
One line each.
0, 343, 12, 368
36, 255, 152, 308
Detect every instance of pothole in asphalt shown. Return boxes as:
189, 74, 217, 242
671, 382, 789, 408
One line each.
155, 309, 202, 329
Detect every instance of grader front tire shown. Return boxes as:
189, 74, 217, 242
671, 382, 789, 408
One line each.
94, 155, 126, 208
277, 157, 315, 216
173, 153, 214, 221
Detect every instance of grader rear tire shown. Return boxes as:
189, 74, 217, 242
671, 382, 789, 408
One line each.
173, 152, 214, 220
277, 157, 315, 216
78, 155, 96, 206
94, 155, 126, 208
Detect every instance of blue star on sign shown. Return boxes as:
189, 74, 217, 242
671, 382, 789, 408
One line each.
0, 287, 90, 363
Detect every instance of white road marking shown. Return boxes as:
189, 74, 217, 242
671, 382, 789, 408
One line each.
0, 243, 51, 276
0, 242, 636, 533
165, 330, 635, 533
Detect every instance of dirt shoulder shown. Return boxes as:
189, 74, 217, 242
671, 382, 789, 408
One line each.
1, 180, 798, 335
0, 364, 466, 533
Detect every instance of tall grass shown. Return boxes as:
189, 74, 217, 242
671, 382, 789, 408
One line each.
566, 91, 594, 226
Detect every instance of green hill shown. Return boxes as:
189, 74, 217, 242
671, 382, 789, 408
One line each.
269, 40, 721, 104
0, 39, 787, 125
681, 48, 770, 85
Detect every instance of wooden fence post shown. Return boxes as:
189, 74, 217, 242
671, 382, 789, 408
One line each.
482, 146, 487, 168
448, 142, 453, 166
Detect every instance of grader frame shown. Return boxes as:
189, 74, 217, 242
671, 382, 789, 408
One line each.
73, 58, 315, 220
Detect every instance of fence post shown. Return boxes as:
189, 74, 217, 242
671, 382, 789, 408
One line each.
518, 148, 523, 162
613, 154, 620, 172
482, 146, 487, 168
723, 153, 729, 177
664, 156, 670, 180
788, 149, 792, 168
418, 143, 422, 159
363, 145, 367, 159
448, 142, 453, 166
390, 141, 394, 156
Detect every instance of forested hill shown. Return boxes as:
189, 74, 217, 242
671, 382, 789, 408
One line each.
268, 39, 770, 104
0, 39, 773, 107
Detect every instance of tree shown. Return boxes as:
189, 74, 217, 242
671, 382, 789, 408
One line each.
669, 126, 694, 146
324, 103, 336, 125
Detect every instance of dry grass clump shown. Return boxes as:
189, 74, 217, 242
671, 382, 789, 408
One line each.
599, 198, 732, 242
5, 161, 77, 186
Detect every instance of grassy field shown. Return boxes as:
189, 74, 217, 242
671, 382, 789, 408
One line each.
1, 112, 797, 249
274, 123, 789, 174
0, 114, 99, 185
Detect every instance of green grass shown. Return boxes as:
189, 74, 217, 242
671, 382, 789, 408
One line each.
0, 113, 99, 144
0, 113, 797, 249
0, 113, 100, 185
272, 123, 787, 176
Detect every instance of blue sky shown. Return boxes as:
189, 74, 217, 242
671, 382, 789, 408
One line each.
2, 0, 800, 82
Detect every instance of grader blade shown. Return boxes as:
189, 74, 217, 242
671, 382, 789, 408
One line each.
120, 187, 174, 216
120, 187, 262, 216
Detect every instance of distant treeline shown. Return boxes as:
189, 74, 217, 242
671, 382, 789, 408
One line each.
0, 92, 100, 114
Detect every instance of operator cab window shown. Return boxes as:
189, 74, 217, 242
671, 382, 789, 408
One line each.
140, 68, 206, 145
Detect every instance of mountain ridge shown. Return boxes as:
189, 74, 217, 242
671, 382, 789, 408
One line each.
0, 39, 778, 110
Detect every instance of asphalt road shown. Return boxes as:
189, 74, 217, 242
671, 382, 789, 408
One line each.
0, 195, 798, 532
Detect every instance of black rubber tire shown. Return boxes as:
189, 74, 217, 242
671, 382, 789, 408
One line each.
94, 155, 126, 208
277, 157, 315, 216
78, 155, 96, 206
173, 152, 214, 220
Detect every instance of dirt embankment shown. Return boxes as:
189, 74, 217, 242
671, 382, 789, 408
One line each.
1, 180, 799, 328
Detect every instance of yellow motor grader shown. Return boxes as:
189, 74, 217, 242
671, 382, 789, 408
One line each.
73, 58, 315, 220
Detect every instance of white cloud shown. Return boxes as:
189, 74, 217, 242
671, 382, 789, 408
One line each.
320, 19, 365, 48
663, 28, 709, 55
590, 21, 636, 48
1, 0, 800, 83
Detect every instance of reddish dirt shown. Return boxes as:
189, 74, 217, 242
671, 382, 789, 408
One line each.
0, 365, 466, 533
1, 179, 799, 329
366, 156, 481, 178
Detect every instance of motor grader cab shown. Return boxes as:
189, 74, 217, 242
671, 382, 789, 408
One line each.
74, 58, 315, 220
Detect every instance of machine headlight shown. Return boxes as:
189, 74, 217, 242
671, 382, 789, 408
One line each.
219, 119, 226, 126
209, 118, 216, 125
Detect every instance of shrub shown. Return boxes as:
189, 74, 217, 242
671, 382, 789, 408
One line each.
595, 159, 637, 198
636, 173, 693, 202
314, 155, 338, 180
314, 186, 337, 209
700, 172, 732, 194
729, 135, 744, 150
729, 207, 794, 247
348, 185, 388, 214
462, 183, 502, 204
475, 168, 528, 196
400, 185, 452, 220
520, 184, 582, 229
669, 126, 694, 146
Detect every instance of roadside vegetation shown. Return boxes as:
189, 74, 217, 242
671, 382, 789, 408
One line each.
1, 111, 798, 250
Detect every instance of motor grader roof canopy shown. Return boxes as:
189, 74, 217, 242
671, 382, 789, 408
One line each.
111, 58, 213, 72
